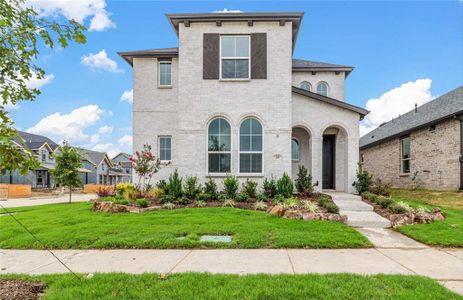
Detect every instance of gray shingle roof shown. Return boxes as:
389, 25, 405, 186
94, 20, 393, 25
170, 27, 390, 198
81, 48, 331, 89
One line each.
360, 86, 463, 149
79, 149, 111, 166
15, 131, 59, 150
292, 58, 353, 76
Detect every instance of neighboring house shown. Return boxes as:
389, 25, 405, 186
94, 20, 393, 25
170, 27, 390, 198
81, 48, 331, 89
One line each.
111, 152, 133, 183
80, 149, 131, 185
360, 86, 463, 191
119, 12, 368, 193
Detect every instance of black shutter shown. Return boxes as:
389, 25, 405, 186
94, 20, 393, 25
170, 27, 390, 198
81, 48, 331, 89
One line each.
203, 33, 220, 79
251, 33, 267, 79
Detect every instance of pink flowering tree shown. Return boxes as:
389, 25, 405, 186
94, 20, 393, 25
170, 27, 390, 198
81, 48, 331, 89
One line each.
130, 144, 161, 192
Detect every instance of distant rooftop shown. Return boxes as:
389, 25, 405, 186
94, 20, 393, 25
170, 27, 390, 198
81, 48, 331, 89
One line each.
360, 86, 463, 149
15, 131, 59, 150
292, 58, 353, 76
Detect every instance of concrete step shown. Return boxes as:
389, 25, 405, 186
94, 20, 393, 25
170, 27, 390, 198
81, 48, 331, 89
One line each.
334, 200, 373, 212
344, 211, 391, 228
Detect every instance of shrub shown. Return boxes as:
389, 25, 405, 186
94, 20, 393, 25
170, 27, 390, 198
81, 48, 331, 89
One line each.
204, 177, 218, 200
277, 173, 293, 198
100, 196, 115, 202
355, 164, 373, 194
166, 170, 183, 199
183, 175, 202, 200
242, 179, 257, 198
301, 200, 318, 213
295, 165, 313, 194
222, 199, 236, 208
160, 194, 175, 204
115, 183, 134, 197
137, 198, 149, 208
273, 194, 285, 205
390, 201, 412, 214
156, 180, 167, 190
176, 196, 191, 205
162, 202, 175, 210
263, 176, 278, 198
369, 179, 390, 196
378, 196, 394, 209
256, 193, 267, 202
415, 206, 430, 215
217, 194, 228, 201
361, 191, 376, 201
254, 201, 267, 210
236, 193, 249, 202
96, 186, 114, 197
113, 198, 129, 206
282, 197, 300, 209
197, 193, 212, 202
195, 200, 207, 208
324, 202, 339, 214
150, 187, 164, 200
223, 175, 239, 199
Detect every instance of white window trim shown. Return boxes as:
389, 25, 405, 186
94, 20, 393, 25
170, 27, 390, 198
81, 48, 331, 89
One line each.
206, 118, 232, 175
300, 81, 311, 92
219, 35, 251, 81
158, 61, 172, 87
291, 137, 300, 162
238, 118, 264, 176
316, 81, 329, 97
158, 135, 172, 163
400, 136, 411, 174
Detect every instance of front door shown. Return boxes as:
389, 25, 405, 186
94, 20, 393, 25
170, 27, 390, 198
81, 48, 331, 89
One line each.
322, 135, 335, 189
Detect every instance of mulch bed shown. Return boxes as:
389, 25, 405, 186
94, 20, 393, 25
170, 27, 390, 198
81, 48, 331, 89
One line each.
0, 279, 46, 300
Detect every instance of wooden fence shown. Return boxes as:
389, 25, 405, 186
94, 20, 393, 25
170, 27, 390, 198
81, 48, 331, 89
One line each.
0, 184, 32, 199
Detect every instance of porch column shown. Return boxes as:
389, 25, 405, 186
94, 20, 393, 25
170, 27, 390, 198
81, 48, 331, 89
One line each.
311, 136, 323, 193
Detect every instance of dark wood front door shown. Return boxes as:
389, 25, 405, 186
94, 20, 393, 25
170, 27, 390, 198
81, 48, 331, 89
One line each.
322, 135, 335, 189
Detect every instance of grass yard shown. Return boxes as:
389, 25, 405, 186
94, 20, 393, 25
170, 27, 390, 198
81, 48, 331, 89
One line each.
0, 202, 370, 249
389, 189, 463, 247
1, 273, 460, 300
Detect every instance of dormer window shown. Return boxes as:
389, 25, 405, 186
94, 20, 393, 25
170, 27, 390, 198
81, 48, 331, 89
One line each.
220, 36, 250, 80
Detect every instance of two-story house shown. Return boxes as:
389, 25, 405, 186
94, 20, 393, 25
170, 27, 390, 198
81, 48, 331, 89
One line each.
111, 152, 133, 183
119, 12, 368, 193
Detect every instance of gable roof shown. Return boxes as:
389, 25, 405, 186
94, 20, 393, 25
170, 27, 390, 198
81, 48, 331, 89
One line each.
112, 152, 132, 161
14, 131, 59, 150
292, 58, 353, 77
292, 86, 369, 118
79, 149, 113, 167
118, 47, 179, 65
360, 86, 463, 150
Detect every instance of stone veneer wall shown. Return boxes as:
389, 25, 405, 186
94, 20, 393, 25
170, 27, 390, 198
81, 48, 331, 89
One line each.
360, 118, 460, 190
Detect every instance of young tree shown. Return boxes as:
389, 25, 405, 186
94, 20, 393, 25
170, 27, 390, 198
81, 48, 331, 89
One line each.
0, 0, 86, 175
52, 142, 83, 203
130, 144, 162, 192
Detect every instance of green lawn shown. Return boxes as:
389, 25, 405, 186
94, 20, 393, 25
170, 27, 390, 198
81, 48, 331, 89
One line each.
2, 273, 460, 300
0, 202, 370, 249
389, 189, 463, 247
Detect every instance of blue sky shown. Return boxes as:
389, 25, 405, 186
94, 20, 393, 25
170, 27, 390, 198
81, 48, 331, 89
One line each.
10, 1, 463, 157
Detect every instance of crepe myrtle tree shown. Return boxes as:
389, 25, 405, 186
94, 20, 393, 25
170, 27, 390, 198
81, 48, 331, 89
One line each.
51, 142, 83, 204
130, 144, 164, 192
0, 0, 86, 175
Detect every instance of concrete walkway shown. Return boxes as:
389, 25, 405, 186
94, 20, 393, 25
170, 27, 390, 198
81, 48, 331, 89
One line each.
0, 194, 95, 208
1, 248, 462, 294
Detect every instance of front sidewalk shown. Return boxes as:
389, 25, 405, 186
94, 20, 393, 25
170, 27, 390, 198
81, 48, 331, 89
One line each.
0, 193, 95, 208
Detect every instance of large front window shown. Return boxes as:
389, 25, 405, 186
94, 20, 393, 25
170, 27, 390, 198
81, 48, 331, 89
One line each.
220, 36, 250, 79
401, 136, 410, 173
208, 118, 231, 173
239, 118, 263, 173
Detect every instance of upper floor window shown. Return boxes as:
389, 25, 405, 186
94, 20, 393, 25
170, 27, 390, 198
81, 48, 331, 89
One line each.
220, 36, 250, 80
300, 81, 311, 92
316, 82, 329, 96
401, 136, 410, 173
239, 118, 263, 173
208, 118, 231, 173
159, 61, 172, 86
41, 152, 46, 161
291, 138, 300, 161
159, 136, 172, 161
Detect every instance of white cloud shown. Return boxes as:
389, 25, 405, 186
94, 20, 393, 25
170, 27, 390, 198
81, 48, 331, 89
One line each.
27, 104, 104, 144
360, 79, 434, 136
27, 0, 115, 32
26, 73, 55, 89
92, 142, 118, 158
81, 50, 123, 73
120, 89, 133, 104
118, 135, 132, 148
90, 125, 113, 144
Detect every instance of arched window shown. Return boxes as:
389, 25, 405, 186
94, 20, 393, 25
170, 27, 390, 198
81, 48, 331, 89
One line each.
208, 118, 231, 173
300, 81, 311, 91
316, 82, 329, 96
239, 118, 262, 173
291, 138, 299, 161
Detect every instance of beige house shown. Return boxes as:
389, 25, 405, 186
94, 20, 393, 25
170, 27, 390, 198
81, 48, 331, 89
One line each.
360, 86, 463, 191
119, 12, 368, 193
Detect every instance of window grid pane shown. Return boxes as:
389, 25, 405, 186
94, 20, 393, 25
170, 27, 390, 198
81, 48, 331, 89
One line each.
208, 118, 231, 173
292, 139, 299, 161
160, 137, 172, 161
239, 118, 263, 173
317, 82, 328, 96
159, 63, 171, 86
221, 36, 249, 79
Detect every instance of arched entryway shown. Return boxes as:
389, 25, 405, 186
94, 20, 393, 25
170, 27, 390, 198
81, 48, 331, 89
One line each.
291, 126, 312, 180
322, 125, 348, 191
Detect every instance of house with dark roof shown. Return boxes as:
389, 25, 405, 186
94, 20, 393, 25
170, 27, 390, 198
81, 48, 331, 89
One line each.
360, 86, 463, 190
79, 149, 131, 185
119, 11, 368, 193
111, 152, 133, 183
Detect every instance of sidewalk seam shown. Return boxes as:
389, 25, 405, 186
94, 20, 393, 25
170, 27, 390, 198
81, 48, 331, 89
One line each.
285, 249, 296, 274
374, 248, 417, 275
166, 250, 193, 274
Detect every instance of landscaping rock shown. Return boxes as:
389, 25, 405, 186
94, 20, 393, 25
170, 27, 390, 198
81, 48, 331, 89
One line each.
268, 206, 286, 217
323, 213, 348, 224
390, 213, 414, 228
414, 212, 433, 224
302, 212, 321, 221
92, 200, 129, 213
431, 208, 445, 221
283, 209, 302, 219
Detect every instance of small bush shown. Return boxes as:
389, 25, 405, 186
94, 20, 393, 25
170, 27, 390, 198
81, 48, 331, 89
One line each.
263, 176, 278, 198
195, 200, 207, 208
183, 176, 202, 200
273, 194, 285, 205
324, 202, 339, 214
115, 183, 134, 197
256, 193, 267, 202
295, 166, 313, 195
162, 202, 175, 210
166, 170, 183, 199
236, 193, 249, 202
160, 194, 175, 204
369, 179, 390, 196
355, 164, 373, 194
136, 198, 149, 208
254, 201, 267, 210
242, 179, 257, 198
197, 193, 212, 202
150, 187, 165, 200
100, 196, 115, 202
222, 199, 236, 208
415, 206, 430, 215
217, 194, 228, 201
96, 186, 114, 197
113, 199, 129, 206
378, 196, 394, 209
282, 197, 300, 209
277, 173, 293, 198
361, 191, 376, 201
301, 200, 318, 213
156, 180, 167, 190
176, 196, 191, 205
390, 201, 412, 214
204, 177, 218, 200
223, 175, 239, 199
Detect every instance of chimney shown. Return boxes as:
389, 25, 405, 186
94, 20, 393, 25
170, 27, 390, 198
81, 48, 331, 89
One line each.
415, 103, 418, 113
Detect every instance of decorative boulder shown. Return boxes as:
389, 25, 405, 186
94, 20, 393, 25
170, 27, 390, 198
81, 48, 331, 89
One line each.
431, 208, 445, 221
283, 209, 302, 219
268, 206, 286, 217
323, 213, 348, 224
414, 212, 433, 224
390, 213, 414, 228
302, 213, 321, 221
92, 200, 129, 213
